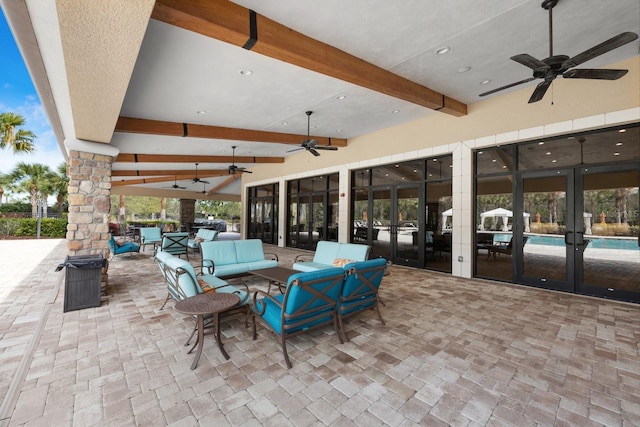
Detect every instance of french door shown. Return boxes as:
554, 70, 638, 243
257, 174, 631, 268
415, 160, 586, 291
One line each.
368, 184, 422, 267
517, 165, 640, 302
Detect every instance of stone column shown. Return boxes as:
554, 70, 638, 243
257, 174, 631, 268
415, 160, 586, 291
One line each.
180, 199, 196, 231
65, 139, 120, 257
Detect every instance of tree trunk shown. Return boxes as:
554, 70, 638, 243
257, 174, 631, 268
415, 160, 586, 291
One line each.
30, 188, 38, 218
57, 194, 64, 216
160, 197, 167, 220
119, 194, 126, 222
41, 193, 49, 218
0, 188, 3, 206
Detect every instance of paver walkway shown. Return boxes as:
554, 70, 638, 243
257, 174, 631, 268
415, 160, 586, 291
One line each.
0, 239, 639, 426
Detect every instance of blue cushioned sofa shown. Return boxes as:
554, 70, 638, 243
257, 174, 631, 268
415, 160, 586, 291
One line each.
200, 239, 278, 278
292, 241, 370, 272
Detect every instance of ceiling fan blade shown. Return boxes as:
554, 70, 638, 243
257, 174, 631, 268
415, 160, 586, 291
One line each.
242, 169, 253, 174
315, 146, 338, 151
528, 80, 552, 103
200, 180, 210, 184
286, 147, 305, 153
563, 68, 629, 80
510, 54, 548, 70
564, 32, 638, 68
479, 77, 537, 97
309, 148, 320, 157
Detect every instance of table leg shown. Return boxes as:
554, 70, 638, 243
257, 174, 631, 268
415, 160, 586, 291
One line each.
215, 312, 230, 360
190, 314, 205, 370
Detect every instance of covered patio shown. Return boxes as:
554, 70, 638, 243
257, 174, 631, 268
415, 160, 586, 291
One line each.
1, 240, 639, 425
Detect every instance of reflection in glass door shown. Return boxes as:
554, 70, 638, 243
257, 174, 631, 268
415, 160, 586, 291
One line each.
518, 166, 640, 303
519, 172, 573, 292
578, 167, 640, 301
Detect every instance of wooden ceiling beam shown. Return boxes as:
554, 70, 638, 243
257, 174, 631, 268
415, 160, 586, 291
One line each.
115, 153, 285, 163
112, 169, 231, 177
207, 176, 237, 195
115, 117, 347, 147
152, 0, 467, 117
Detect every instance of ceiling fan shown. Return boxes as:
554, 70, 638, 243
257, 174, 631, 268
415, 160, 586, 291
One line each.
165, 176, 186, 189
228, 146, 252, 174
199, 182, 208, 195
287, 111, 338, 157
479, 0, 638, 103
191, 163, 209, 184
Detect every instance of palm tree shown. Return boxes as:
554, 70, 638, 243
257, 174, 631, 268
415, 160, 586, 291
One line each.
0, 112, 36, 153
49, 162, 69, 217
9, 162, 53, 217
0, 173, 12, 206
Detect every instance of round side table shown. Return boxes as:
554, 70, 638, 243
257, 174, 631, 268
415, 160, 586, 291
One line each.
174, 292, 240, 369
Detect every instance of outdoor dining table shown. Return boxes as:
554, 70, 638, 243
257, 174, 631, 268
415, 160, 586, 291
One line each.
174, 292, 240, 369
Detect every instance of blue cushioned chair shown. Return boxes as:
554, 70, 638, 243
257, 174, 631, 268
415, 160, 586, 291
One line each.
109, 236, 140, 259
338, 258, 387, 341
159, 232, 189, 260
251, 267, 346, 368
139, 227, 162, 252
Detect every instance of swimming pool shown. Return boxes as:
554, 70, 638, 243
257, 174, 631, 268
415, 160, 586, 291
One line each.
527, 235, 640, 250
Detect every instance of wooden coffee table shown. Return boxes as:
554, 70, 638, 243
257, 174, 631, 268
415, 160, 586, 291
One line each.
174, 292, 240, 369
249, 266, 298, 293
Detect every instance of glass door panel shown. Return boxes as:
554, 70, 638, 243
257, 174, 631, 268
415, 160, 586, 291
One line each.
519, 172, 573, 292
396, 186, 421, 267
370, 188, 391, 260
578, 168, 640, 301
310, 194, 324, 249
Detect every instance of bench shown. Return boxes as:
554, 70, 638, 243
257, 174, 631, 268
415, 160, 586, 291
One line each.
200, 239, 278, 279
292, 241, 370, 272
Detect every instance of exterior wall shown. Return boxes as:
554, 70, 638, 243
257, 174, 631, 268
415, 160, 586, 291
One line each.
242, 56, 640, 280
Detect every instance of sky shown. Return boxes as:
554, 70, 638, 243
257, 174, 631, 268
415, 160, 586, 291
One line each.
0, 9, 65, 181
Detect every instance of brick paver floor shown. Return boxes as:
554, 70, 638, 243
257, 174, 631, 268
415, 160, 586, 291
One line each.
1, 239, 639, 426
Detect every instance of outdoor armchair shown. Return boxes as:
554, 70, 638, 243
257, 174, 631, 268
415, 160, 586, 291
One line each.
338, 258, 387, 341
109, 236, 140, 259
251, 267, 346, 368
139, 227, 162, 252
159, 232, 189, 260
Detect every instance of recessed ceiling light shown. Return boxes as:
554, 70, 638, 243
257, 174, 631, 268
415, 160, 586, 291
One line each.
392, 110, 400, 114
492, 159, 497, 163
336, 95, 346, 100
616, 142, 623, 146
336, 129, 342, 133
614, 152, 620, 156
538, 142, 544, 145
552, 159, 557, 163
480, 79, 491, 85
478, 151, 483, 154
502, 165, 507, 169
619, 129, 626, 133
196, 110, 206, 114
281, 121, 288, 126
239, 69, 253, 76
449, 165, 453, 168
432, 159, 438, 162
435, 47, 450, 55
458, 67, 471, 73
546, 152, 551, 155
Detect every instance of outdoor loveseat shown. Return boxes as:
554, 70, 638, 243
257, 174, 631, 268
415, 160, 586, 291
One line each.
292, 241, 370, 272
200, 239, 278, 279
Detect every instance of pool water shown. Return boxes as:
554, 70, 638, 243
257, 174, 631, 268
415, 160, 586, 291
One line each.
528, 235, 640, 250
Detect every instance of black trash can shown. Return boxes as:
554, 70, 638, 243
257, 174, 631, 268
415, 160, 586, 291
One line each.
57, 254, 106, 312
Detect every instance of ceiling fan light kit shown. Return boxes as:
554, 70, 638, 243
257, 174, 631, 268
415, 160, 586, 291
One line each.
479, 0, 638, 103
228, 146, 252, 174
287, 111, 339, 157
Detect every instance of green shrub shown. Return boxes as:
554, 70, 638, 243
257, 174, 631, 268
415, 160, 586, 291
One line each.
0, 218, 67, 238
